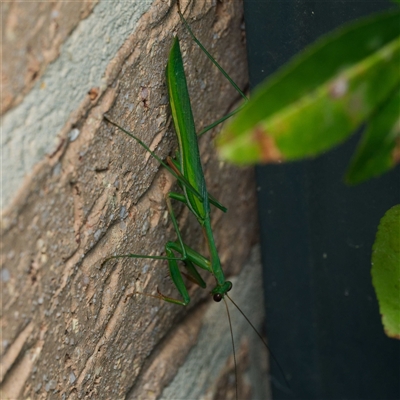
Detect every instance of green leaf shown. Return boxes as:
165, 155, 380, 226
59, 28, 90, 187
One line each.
216, 9, 400, 166
371, 205, 400, 339
346, 89, 400, 185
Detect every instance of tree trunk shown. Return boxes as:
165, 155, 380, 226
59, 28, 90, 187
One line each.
1, 1, 270, 398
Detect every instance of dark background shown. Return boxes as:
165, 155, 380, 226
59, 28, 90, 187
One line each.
243, 1, 400, 399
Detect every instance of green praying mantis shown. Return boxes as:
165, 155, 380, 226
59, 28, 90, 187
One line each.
105, 13, 246, 307
104, 2, 289, 397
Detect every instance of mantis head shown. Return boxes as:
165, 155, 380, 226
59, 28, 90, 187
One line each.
211, 281, 233, 302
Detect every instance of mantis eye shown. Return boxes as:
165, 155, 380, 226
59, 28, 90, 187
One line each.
213, 293, 223, 302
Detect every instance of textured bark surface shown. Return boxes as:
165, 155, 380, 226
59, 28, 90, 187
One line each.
1, 1, 98, 113
1, 1, 269, 399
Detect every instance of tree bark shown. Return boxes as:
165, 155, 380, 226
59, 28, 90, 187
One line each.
1, 1, 270, 398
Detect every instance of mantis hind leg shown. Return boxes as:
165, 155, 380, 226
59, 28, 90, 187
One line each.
177, 8, 248, 137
